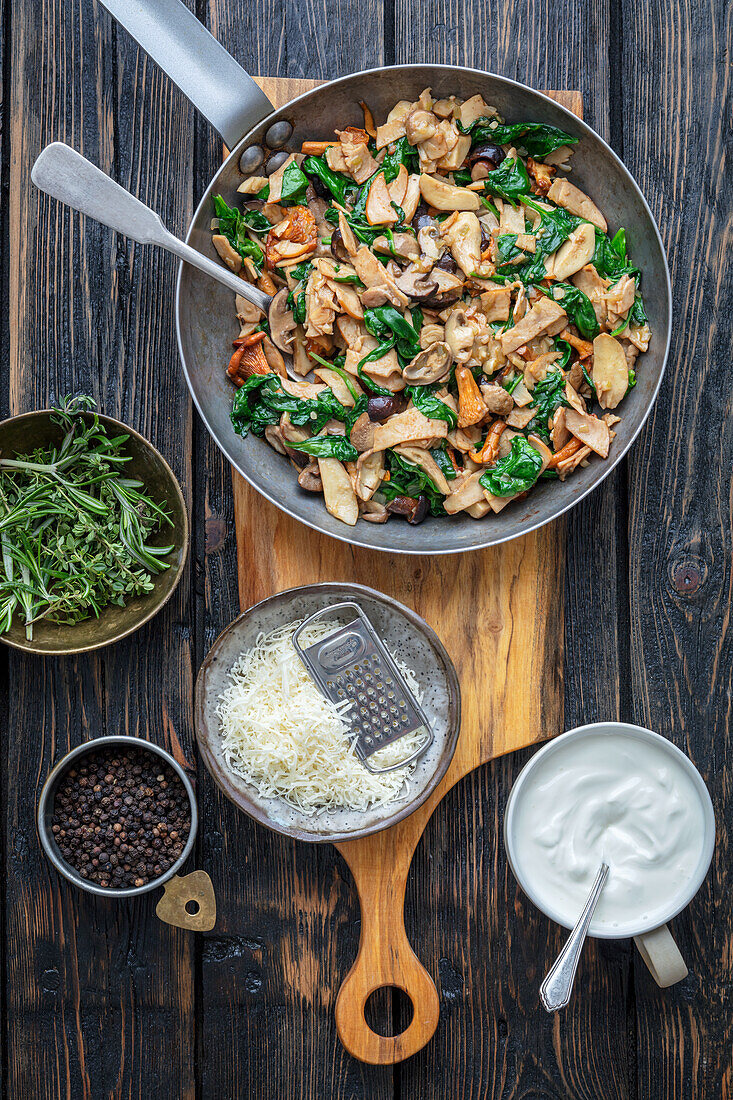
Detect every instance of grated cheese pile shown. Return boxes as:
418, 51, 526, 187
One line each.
216, 620, 427, 816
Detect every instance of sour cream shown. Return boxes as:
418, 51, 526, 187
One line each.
506, 728, 711, 936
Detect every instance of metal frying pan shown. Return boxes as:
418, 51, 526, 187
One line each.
99, 0, 671, 555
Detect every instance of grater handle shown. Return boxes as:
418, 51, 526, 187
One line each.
335, 825, 441, 1064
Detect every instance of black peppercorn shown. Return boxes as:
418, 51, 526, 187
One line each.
50, 746, 191, 890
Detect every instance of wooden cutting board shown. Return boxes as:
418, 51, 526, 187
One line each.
234, 76, 579, 1065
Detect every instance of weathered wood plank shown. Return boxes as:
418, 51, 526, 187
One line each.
392, 1, 632, 1096
622, 0, 733, 1095
195, 20, 395, 1097
4, 0, 198, 1095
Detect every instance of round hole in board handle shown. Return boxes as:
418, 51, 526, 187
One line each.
364, 987, 415, 1038
155, 870, 216, 931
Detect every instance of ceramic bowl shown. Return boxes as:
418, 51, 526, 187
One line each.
0, 409, 188, 655
195, 582, 461, 843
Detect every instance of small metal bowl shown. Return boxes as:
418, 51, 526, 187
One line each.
0, 409, 189, 655
37, 735, 198, 898
195, 582, 461, 843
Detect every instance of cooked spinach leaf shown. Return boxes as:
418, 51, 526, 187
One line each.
279, 161, 310, 205
430, 443, 458, 481
231, 374, 350, 437
549, 282, 599, 340
483, 156, 531, 203
381, 137, 419, 182
460, 119, 578, 158
290, 435, 358, 461
302, 156, 357, 205
363, 306, 422, 364
523, 368, 569, 443
380, 453, 446, 516
239, 208, 272, 233
212, 195, 265, 271
479, 436, 544, 497
405, 385, 458, 430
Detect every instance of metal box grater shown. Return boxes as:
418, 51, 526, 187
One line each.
292, 602, 433, 774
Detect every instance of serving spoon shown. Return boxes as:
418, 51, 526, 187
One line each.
539, 861, 609, 1012
30, 143, 296, 372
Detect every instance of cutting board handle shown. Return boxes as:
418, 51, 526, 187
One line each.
335, 823, 440, 1064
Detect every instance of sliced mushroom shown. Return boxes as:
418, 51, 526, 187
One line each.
405, 109, 438, 145
422, 269, 465, 308
355, 450, 385, 500
394, 269, 439, 300
592, 333, 629, 409
279, 412, 310, 444
480, 286, 512, 323
441, 211, 483, 279
547, 179, 607, 232
444, 309, 475, 364
212, 234, 242, 273
264, 425, 289, 455
349, 411, 376, 453
262, 335, 287, 376
573, 264, 609, 327
479, 382, 513, 415
341, 139, 380, 184
402, 341, 453, 384
455, 94, 492, 130
443, 470, 487, 514
387, 165, 409, 208
418, 174, 480, 212
352, 247, 409, 309
400, 174, 422, 222
499, 297, 567, 355
317, 457, 359, 525
373, 233, 421, 261
361, 499, 389, 523
365, 173, 400, 225
564, 407, 610, 458
371, 407, 448, 451
548, 223, 596, 281
297, 460, 323, 492
332, 280, 364, 320
268, 287, 297, 352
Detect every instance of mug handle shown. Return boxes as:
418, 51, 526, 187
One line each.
634, 924, 688, 987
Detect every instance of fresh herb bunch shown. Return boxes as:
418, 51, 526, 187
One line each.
0, 396, 173, 640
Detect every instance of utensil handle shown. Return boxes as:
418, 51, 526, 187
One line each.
31, 143, 271, 313
334, 831, 440, 1065
97, 0, 273, 149
539, 862, 609, 1012
634, 924, 688, 987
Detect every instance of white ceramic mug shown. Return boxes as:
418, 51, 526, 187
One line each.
503, 722, 716, 988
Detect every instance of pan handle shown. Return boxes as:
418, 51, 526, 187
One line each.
97, 0, 273, 150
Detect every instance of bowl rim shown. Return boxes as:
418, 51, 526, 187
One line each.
194, 581, 462, 843
503, 721, 716, 939
0, 408, 189, 655
36, 734, 198, 898
176, 63, 672, 555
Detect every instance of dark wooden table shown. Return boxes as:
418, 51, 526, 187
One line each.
1, 0, 731, 1095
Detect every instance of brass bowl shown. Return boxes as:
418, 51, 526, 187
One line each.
0, 409, 189, 655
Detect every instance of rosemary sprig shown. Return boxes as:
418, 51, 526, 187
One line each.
0, 396, 174, 640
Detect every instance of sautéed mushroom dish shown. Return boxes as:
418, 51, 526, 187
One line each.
211, 90, 651, 527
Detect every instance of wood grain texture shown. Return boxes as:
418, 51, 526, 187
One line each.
622, 0, 733, 1096
4, 0, 197, 1096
